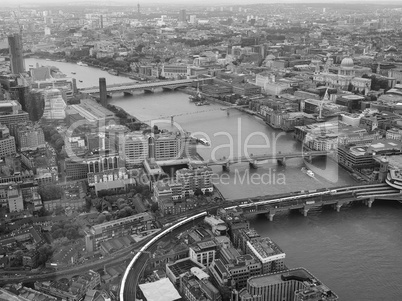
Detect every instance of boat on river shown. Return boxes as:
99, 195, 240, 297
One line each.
108, 69, 119, 76
302, 167, 314, 178
199, 138, 210, 146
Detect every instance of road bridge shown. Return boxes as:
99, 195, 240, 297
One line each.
191, 150, 332, 170
120, 182, 402, 301
78, 78, 209, 95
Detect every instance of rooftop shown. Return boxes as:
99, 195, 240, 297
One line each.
248, 268, 314, 287
167, 258, 203, 278
139, 278, 181, 301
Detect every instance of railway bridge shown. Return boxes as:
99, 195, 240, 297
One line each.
120, 182, 402, 300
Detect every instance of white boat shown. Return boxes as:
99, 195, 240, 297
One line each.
199, 138, 210, 146
307, 170, 314, 178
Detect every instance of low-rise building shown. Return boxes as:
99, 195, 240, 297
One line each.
85, 212, 154, 252
189, 240, 217, 267
35, 270, 100, 301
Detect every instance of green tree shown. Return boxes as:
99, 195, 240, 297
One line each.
37, 244, 53, 266
38, 184, 64, 202
194, 188, 203, 197
96, 214, 106, 224
124, 206, 134, 216
85, 197, 92, 212
118, 210, 127, 219
150, 203, 159, 212
52, 228, 64, 239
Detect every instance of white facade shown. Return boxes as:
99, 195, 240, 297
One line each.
42, 89, 67, 120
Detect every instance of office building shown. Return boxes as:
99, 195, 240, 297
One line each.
0, 124, 16, 158
8, 33, 25, 74
246, 237, 286, 274
85, 212, 154, 252
99, 77, 107, 106
295, 121, 377, 151
235, 268, 338, 301
123, 132, 149, 167
161, 64, 189, 79
189, 240, 217, 267
181, 271, 222, 301
16, 123, 45, 151
87, 167, 129, 187
224, 253, 262, 290
176, 166, 213, 195
209, 259, 231, 288
149, 131, 189, 161
42, 89, 67, 120
0, 100, 29, 130
0, 184, 23, 212
64, 158, 88, 181
30, 66, 76, 100
178, 9, 186, 22
66, 98, 116, 127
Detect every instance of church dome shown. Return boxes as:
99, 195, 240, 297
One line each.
340, 57, 354, 68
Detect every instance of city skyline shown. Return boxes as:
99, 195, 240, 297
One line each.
3, 0, 402, 6
0, 1, 401, 300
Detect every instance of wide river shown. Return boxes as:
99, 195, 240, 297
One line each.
26, 58, 402, 300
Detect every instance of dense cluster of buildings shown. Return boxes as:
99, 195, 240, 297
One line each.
1, 2, 402, 300
135, 209, 337, 301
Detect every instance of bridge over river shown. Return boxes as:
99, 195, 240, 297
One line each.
78, 78, 209, 95
120, 182, 402, 301
227, 183, 402, 220
189, 150, 332, 170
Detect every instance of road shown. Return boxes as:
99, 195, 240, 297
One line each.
0, 234, 155, 285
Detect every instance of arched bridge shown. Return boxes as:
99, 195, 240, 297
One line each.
79, 78, 208, 94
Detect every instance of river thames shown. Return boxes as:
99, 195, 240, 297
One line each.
26, 58, 402, 300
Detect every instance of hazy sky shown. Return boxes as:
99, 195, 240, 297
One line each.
4, 0, 399, 5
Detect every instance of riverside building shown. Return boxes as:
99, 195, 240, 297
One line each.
234, 268, 338, 301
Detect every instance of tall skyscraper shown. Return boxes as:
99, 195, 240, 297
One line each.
99, 78, 107, 107
8, 33, 25, 75
178, 9, 186, 22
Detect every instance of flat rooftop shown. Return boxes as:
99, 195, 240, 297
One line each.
248, 268, 313, 287
167, 258, 202, 278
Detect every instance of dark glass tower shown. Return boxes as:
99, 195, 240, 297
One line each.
8, 33, 25, 74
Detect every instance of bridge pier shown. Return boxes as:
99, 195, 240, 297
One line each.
222, 162, 230, 172
227, 110, 230, 116
266, 210, 276, 221
277, 157, 286, 166
249, 161, 258, 169
300, 206, 309, 217
333, 202, 342, 212
304, 155, 313, 163
171, 116, 174, 125
364, 197, 375, 208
